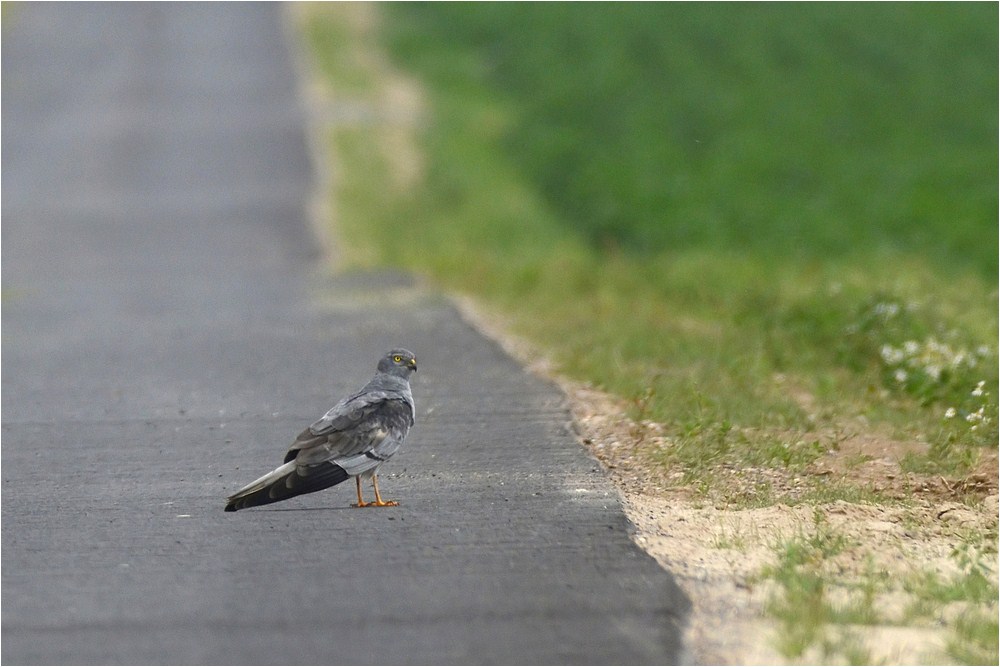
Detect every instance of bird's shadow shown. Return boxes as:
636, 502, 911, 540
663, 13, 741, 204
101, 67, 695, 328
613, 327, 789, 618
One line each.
252, 505, 396, 513
254, 506, 351, 512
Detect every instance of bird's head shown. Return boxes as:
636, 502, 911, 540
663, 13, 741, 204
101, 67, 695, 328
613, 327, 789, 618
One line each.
378, 348, 418, 378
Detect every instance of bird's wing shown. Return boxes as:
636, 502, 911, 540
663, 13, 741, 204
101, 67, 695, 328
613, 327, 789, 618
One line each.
309, 388, 404, 435
284, 389, 413, 465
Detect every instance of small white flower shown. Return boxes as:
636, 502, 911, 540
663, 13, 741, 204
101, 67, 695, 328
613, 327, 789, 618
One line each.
925, 365, 941, 382
972, 381, 985, 397
977, 345, 991, 358
903, 340, 920, 356
880, 345, 904, 365
945, 407, 957, 419
925, 338, 943, 354
894, 369, 908, 383
966, 412, 981, 423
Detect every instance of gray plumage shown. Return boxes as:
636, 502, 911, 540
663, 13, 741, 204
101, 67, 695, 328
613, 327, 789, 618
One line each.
225, 348, 417, 512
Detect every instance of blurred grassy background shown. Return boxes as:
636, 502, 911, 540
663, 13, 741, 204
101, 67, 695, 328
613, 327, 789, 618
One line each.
305, 3, 998, 495
385, 3, 997, 275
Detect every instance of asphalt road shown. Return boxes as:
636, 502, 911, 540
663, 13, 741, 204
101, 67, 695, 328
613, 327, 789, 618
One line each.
1, 4, 690, 664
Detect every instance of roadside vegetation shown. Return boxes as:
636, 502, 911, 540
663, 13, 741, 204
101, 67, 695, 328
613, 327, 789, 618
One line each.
298, 3, 997, 663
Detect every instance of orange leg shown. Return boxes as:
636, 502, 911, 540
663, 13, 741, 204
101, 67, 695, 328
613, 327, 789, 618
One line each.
352, 476, 371, 508
371, 474, 398, 507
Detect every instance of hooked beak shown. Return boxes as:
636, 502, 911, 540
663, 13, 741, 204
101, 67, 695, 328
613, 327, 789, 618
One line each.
408, 357, 418, 371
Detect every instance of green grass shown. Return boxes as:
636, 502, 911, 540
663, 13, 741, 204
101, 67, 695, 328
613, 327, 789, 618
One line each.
299, 9, 372, 95
384, 3, 997, 276
304, 4, 997, 491
760, 511, 859, 661
948, 610, 1000, 665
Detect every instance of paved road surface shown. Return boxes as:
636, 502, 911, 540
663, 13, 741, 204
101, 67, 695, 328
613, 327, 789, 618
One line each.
2, 4, 690, 664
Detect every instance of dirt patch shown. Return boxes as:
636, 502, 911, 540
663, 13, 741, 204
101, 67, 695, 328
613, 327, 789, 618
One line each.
454, 296, 999, 665
566, 371, 997, 664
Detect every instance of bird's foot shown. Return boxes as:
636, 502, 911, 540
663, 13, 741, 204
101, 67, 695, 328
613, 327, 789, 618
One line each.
352, 500, 398, 508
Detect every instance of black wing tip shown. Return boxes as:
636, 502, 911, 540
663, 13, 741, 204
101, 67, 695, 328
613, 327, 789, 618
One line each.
222, 462, 351, 513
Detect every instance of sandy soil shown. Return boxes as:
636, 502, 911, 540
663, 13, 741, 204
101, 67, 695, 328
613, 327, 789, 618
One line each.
455, 296, 998, 666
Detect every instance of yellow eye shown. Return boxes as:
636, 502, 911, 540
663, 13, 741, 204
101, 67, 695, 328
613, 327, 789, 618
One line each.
393, 355, 403, 363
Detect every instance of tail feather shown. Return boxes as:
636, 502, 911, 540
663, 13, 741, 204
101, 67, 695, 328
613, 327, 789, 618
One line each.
225, 461, 350, 512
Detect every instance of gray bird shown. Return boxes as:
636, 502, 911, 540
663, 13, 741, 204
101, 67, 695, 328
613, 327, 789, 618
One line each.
225, 348, 417, 512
